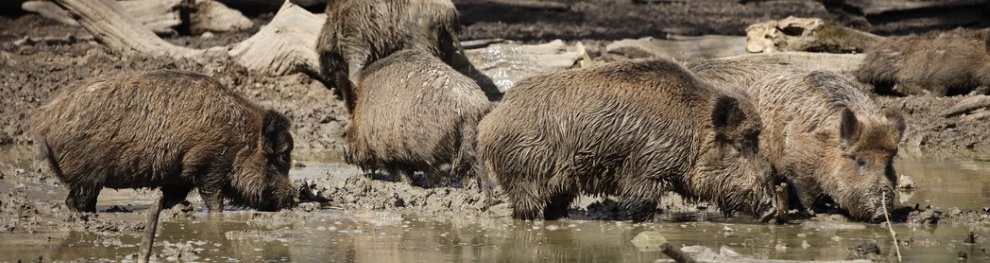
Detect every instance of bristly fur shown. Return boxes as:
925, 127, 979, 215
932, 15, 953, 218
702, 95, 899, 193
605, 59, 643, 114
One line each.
690, 60, 905, 222
31, 70, 297, 213
346, 49, 492, 194
854, 28, 990, 96
477, 58, 779, 222
317, 0, 467, 113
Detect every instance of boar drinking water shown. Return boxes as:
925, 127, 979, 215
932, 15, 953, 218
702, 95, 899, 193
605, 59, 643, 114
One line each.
691, 60, 906, 222
317, 0, 468, 113
31, 70, 297, 213
476, 58, 781, 222
345, 49, 491, 190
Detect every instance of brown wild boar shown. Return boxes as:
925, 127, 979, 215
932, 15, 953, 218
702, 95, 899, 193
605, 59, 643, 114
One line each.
690, 60, 906, 222
476, 58, 781, 222
345, 49, 491, 191
31, 70, 297, 213
317, 0, 469, 112
855, 29, 990, 96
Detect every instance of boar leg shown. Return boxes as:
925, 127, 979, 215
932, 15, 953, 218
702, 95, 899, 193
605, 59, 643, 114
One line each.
618, 191, 659, 223
543, 193, 576, 220
508, 187, 544, 220
160, 186, 192, 209
388, 168, 416, 186
66, 185, 100, 212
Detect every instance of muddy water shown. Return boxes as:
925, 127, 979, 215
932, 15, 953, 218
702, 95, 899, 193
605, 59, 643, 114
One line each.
0, 146, 988, 262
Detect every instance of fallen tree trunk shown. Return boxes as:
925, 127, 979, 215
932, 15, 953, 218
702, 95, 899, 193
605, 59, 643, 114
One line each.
51, 0, 317, 75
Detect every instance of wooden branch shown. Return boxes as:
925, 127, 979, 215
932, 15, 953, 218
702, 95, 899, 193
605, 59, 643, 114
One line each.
138, 192, 165, 263
21, 1, 78, 26
52, 0, 198, 57
228, 1, 323, 75
941, 95, 990, 118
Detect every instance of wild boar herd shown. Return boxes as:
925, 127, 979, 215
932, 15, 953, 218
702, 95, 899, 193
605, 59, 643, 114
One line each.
29, 0, 911, 224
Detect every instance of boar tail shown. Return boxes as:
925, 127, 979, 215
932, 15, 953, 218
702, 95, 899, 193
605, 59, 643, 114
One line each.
34, 136, 65, 179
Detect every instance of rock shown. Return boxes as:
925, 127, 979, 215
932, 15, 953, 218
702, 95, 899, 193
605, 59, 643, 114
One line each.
846, 241, 883, 261
898, 175, 915, 189
907, 209, 941, 225
200, 32, 214, 39
630, 230, 668, 252
189, 0, 253, 34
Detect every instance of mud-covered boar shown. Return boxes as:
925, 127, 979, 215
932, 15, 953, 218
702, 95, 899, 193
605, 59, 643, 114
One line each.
346, 49, 491, 189
317, 0, 468, 112
691, 60, 906, 222
477, 59, 781, 222
31, 70, 297, 213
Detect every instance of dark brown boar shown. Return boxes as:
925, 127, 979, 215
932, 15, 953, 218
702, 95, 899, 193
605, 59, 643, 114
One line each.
31, 70, 297, 213
691, 60, 906, 222
317, 0, 469, 113
476, 58, 781, 222
345, 49, 491, 191
855, 29, 990, 96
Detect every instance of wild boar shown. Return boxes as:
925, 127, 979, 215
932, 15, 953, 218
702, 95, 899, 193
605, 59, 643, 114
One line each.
345, 49, 491, 191
31, 70, 297, 213
855, 29, 990, 96
317, 0, 469, 112
476, 58, 781, 222
690, 60, 906, 222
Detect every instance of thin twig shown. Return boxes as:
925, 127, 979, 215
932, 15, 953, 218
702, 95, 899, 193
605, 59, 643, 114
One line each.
881, 196, 902, 262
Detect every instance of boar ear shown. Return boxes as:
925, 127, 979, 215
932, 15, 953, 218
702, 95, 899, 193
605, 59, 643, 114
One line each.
839, 108, 861, 148
884, 109, 906, 140
711, 96, 746, 140
262, 109, 292, 155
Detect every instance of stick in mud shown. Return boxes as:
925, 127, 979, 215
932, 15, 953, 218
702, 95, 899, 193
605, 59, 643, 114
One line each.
139, 192, 165, 263
880, 195, 902, 262
775, 183, 789, 223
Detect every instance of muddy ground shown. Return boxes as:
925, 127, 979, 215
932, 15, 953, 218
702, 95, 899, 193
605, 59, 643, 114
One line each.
1, 0, 990, 261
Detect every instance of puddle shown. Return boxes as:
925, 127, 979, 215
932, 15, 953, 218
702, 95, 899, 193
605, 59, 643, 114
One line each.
0, 145, 988, 262
1, 211, 986, 262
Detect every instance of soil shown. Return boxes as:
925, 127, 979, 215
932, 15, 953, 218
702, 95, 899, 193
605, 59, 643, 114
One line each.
1, 0, 990, 261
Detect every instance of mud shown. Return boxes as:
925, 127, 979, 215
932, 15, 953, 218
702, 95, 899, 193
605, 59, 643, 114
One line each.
2, 3, 990, 261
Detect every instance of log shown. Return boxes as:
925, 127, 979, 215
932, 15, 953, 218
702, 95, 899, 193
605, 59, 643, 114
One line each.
606, 35, 747, 61
52, 0, 197, 57
720, 52, 866, 74
746, 17, 882, 54
21, 1, 79, 26
227, 1, 322, 75
117, 0, 183, 35
941, 95, 990, 118
465, 40, 583, 92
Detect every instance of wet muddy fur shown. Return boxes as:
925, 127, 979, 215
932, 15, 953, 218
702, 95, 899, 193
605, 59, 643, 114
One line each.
317, 0, 468, 113
855, 29, 990, 96
477, 58, 780, 222
31, 70, 298, 213
690, 60, 906, 222
346, 49, 492, 195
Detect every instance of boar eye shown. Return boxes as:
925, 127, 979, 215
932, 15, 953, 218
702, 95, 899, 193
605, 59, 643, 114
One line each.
855, 156, 868, 168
